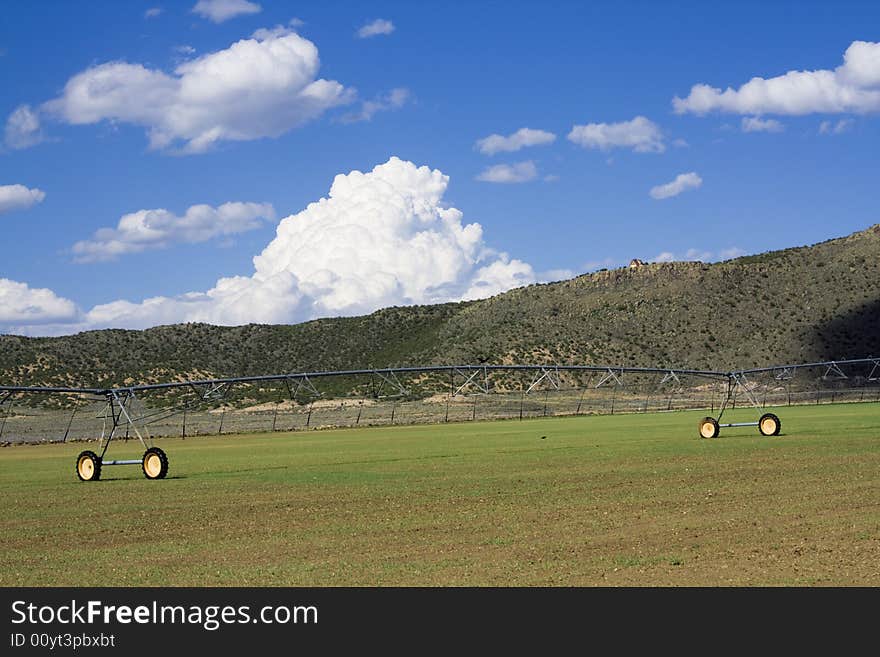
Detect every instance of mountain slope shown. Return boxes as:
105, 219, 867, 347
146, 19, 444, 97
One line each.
1, 225, 878, 389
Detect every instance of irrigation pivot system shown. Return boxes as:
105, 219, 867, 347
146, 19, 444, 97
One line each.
1, 358, 878, 481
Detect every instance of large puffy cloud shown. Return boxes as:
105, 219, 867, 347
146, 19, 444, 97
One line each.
246, 157, 535, 316
0, 184, 46, 214
0, 279, 78, 324
674, 40, 880, 115
567, 116, 665, 153
4, 158, 542, 335
475, 128, 556, 155
71, 202, 275, 262
38, 29, 352, 153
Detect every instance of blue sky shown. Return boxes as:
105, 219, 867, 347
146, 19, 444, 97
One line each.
1, 0, 878, 335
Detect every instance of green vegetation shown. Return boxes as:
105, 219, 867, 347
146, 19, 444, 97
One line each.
1, 403, 878, 586
1, 225, 879, 394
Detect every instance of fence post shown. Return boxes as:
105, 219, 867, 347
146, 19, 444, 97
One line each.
62, 406, 78, 443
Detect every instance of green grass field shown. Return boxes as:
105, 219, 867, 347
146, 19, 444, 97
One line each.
1, 403, 878, 586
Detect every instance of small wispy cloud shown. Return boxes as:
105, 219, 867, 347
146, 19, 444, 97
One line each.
649, 172, 702, 200
192, 0, 261, 23
4, 104, 44, 150
476, 161, 538, 184
145, 7, 163, 18
649, 246, 745, 263
340, 88, 410, 123
582, 257, 618, 272
742, 116, 784, 133
475, 128, 556, 155
357, 19, 394, 38
71, 201, 275, 263
568, 116, 665, 153
819, 118, 854, 135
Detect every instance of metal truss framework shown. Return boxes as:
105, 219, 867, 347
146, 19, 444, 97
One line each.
1, 358, 878, 458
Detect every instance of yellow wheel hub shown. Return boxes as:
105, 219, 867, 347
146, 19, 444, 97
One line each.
144, 453, 162, 478
77, 455, 94, 479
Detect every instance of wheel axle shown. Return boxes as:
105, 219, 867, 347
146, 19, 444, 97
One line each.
698, 412, 781, 438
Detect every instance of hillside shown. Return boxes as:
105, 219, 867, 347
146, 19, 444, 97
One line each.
1, 225, 879, 389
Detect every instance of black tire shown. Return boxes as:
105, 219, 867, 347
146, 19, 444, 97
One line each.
142, 447, 169, 480
76, 450, 102, 481
758, 413, 781, 436
699, 416, 719, 439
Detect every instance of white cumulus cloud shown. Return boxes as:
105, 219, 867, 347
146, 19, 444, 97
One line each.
192, 0, 261, 23
71, 202, 276, 263
649, 172, 702, 200
6, 158, 542, 335
0, 184, 46, 214
39, 29, 352, 153
475, 128, 556, 155
673, 40, 880, 116
357, 19, 395, 38
475, 161, 538, 183
0, 279, 78, 325
567, 116, 665, 153
742, 116, 784, 133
